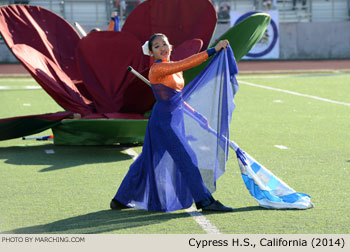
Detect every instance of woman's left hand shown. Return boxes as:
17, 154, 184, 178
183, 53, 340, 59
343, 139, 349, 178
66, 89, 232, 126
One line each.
214, 40, 230, 52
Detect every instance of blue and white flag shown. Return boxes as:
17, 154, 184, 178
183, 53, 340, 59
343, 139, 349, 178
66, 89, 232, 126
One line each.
230, 141, 314, 209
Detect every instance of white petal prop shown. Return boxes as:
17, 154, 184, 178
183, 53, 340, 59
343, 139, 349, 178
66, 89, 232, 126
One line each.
142, 41, 150, 56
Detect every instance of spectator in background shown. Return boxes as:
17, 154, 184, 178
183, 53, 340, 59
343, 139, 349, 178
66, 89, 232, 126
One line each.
14, 0, 29, 3
293, 0, 307, 10
263, 0, 272, 10
114, 0, 120, 9
217, 2, 231, 24
252, 0, 259, 10
108, 11, 120, 31
120, 0, 126, 14
113, 1, 126, 17
272, 0, 277, 9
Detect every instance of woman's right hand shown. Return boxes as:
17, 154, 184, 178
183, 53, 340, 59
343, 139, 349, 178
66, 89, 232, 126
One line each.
214, 40, 230, 52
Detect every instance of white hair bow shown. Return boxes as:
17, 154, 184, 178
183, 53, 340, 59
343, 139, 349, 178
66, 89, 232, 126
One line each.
142, 41, 150, 56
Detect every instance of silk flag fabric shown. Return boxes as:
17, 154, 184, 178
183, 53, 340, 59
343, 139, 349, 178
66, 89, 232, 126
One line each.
185, 102, 313, 209
229, 141, 314, 209
182, 47, 238, 192
115, 47, 238, 212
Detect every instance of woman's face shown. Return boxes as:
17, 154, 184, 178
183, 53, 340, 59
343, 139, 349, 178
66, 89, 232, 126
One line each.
151, 36, 171, 61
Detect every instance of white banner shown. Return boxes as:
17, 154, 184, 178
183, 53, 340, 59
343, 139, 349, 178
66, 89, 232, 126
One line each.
230, 10, 280, 59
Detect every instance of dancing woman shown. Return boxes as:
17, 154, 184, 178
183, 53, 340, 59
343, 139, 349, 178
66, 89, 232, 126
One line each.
111, 33, 234, 212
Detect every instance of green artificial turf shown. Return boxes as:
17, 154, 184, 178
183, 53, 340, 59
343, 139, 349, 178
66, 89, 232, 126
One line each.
1, 74, 349, 234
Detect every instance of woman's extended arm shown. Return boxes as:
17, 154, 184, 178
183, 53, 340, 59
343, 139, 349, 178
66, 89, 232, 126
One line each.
149, 51, 209, 80
149, 40, 229, 82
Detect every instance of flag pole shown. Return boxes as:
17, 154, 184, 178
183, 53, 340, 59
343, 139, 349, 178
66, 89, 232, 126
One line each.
127, 66, 151, 87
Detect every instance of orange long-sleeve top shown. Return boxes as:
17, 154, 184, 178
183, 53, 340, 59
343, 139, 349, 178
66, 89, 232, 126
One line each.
149, 51, 209, 91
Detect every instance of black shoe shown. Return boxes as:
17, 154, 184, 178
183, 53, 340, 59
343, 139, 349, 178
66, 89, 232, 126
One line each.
110, 198, 129, 210
201, 200, 233, 212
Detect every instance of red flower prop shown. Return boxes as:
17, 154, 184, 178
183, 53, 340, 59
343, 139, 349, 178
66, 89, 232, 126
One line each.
0, 0, 217, 141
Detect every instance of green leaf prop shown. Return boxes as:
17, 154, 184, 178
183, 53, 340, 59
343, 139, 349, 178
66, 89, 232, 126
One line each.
184, 13, 271, 84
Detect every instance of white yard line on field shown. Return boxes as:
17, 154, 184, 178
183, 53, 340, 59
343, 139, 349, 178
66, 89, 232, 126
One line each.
239, 80, 350, 107
238, 72, 350, 79
274, 145, 289, 150
123, 147, 222, 234
0, 85, 41, 90
0, 78, 35, 82
185, 206, 222, 234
